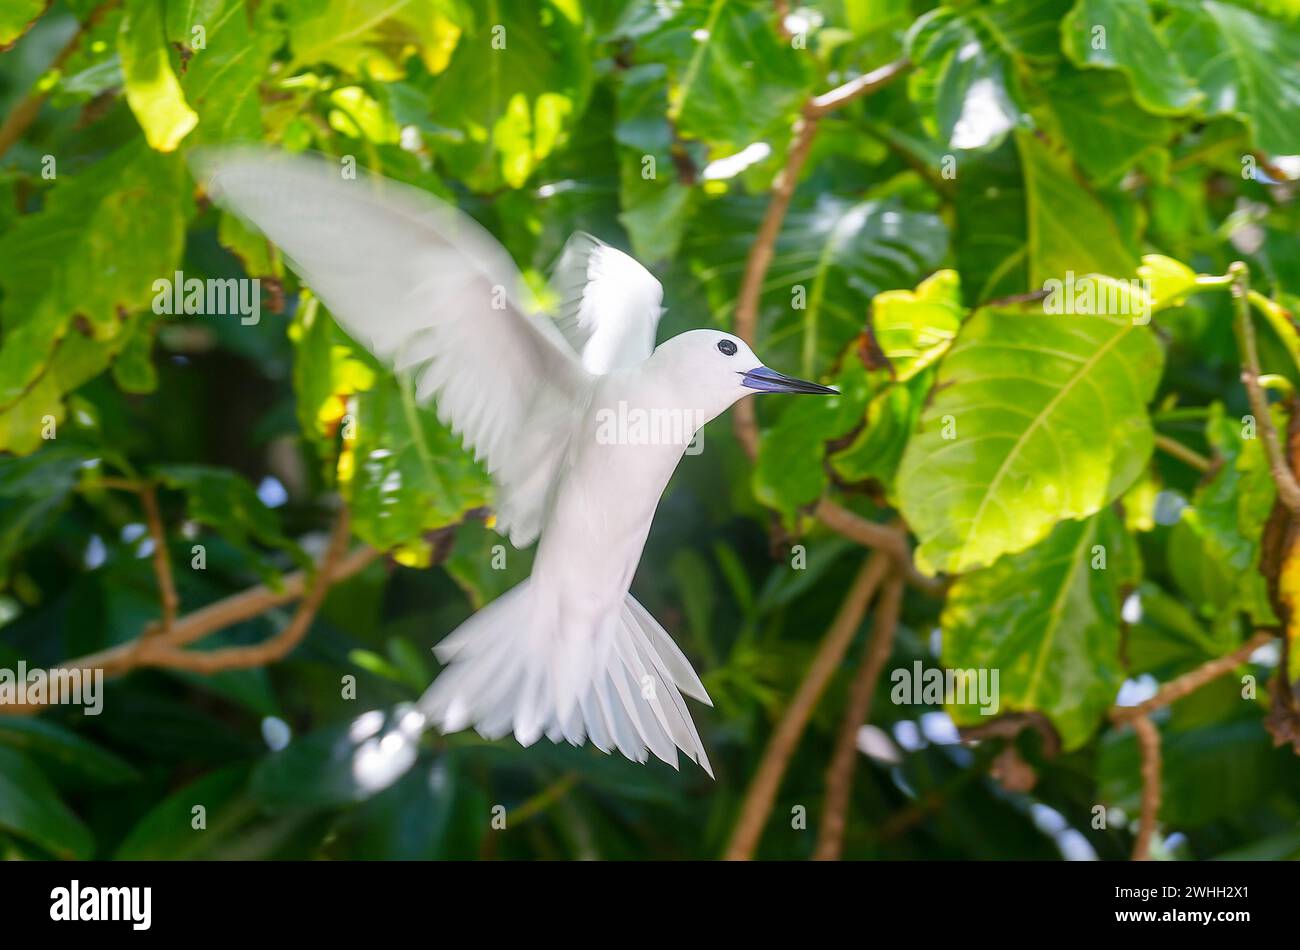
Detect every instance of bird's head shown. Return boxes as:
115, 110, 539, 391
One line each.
651, 329, 837, 421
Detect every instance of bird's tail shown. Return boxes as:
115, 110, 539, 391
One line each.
420, 580, 713, 777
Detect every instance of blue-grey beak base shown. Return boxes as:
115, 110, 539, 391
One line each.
740, 366, 838, 395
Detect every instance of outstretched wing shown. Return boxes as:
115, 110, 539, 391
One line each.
550, 232, 664, 374
195, 148, 592, 547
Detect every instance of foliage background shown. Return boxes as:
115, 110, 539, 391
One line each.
1, 0, 1299, 860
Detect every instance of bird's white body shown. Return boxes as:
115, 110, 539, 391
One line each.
197, 149, 834, 776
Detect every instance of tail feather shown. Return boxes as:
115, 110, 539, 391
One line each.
421, 580, 713, 777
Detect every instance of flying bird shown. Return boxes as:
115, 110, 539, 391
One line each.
197, 149, 836, 777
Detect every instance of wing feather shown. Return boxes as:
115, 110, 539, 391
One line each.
195, 148, 591, 547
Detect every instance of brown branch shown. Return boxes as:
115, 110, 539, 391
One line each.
1232, 261, 1300, 513
812, 570, 903, 860
138, 508, 354, 673
137, 482, 179, 634
0, 520, 381, 714
1110, 630, 1274, 723
1128, 714, 1162, 861
731, 57, 911, 460
732, 109, 821, 458
0, 1, 118, 159
806, 58, 911, 118
1153, 433, 1212, 473
814, 500, 942, 595
723, 551, 891, 860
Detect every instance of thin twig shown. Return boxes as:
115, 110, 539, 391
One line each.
731, 57, 911, 460
1110, 630, 1275, 723
1153, 433, 1212, 473
814, 500, 942, 595
812, 570, 903, 860
0, 528, 380, 714
805, 58, 911, 117
723, 551, 891, 860
1128, 714, 1162, 861
1232, 261, 1300, 513
137, 483, 179, 634
138, 509, 354, 672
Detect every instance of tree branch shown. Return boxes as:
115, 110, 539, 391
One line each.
1110, 630, 1274, 723
137, 482, 179, 634
138, 508, 354, 673
1153, 433, 1212, 473
814, 500, 943, 595
0, 515, 382, 714
812, 570, 903, 860
723, 551, 891, 860
1232, 261, 1300, 513
1128, 714, 1162, 861
732, 58, 911, 458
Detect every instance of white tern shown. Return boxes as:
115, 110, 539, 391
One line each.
197, 149, 836, 777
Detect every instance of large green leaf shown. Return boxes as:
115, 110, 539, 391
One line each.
1016, 131, 1136, 285
942, 510, 1135, 749
687, 193, 947, 377
897, 298, 1162, 575
0, 717, 140, 786
0, 0, 46, 49
1169, 403, 1277, 627
287, 0, 464, 79
1165, 0, 1300, 154
342, 372, 492, 559
174, 0, 281, 144
118, 0, 199, 152
1043, 68, 1174, 184
0, 144, 188, 452
638, 0, 812, 151
425, 0, 591, 189
154, 464, 309, 585
905, 0, 1068, 151
1061, 0, 1202, 115
115, 764, 253, 859
0, 746, 93, 860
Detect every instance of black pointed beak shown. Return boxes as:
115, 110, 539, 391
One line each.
739, 366, 838, 395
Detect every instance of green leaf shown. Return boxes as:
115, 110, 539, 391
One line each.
753, 361, 876, 517
898, 298, 1162, 575
326, 752, 487, 859
287, 0, 464, 80
953, 141, 1028, 303
1061, 0, 1202, 115
871, 269, 966, 381
342, 372, 492, 557
688, 194, 947, 377
1166, 0, 1300, 154
942, 510, 1134, 749
177, 0, 281, 144
1016, 131, 1136, 285
250, 706, 423, 810
0, 446, 84, 586
0, 143, 188, 449
154, 464, 309, 584
0, 746, 93, 859
641, 0, 811, 151
0, 717, 140, 786
115, 764, 254, 859
1169, 403, 1277, 626
118, 0, 199, 152
829, 369, 932, 499
1043, 68, 1174, 184
0, 0, 46, 49
905, 0, 1067, 151
425, 0, 591, 190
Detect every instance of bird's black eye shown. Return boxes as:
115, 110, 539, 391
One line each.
717, 339, 738, 356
